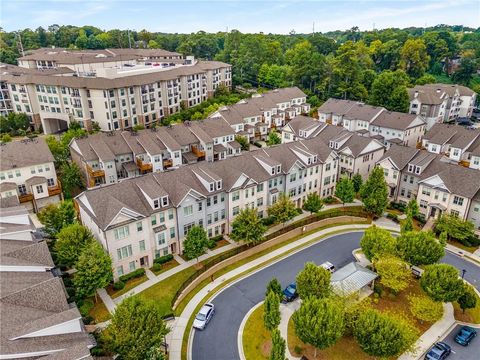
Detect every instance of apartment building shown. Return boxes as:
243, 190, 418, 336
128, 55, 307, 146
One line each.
377, 144, 480, 227
0, 138, 62, 212
317, 98, 426, 147
282, 119, 386, 180
1, 48, 231, 133
408, 84, 477, 129
421, 123, 480, 170
75, 136, 338, 280
209, 87, 310, 142
70, 117, 240, 187
0, 205, 93, 359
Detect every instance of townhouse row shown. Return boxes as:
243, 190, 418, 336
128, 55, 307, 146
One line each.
377, 144, 480, 229
0, 47, 232, 133
0, 138, 62, 212
69, 87, 311, 188
75, 129, 384, 280
0, 205, 93, 359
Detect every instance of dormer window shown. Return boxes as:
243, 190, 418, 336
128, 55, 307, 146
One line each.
313, 155, 318, 163
276, 165, 281, 173
153, 199, 160, 209
408, 164, 414, 173
415, 166, 421, 175
209, 183, 214, 192
162, 196, 169, 207
307, 158, 311, 165
216, 180, 222, 190
271, 167, 275, 175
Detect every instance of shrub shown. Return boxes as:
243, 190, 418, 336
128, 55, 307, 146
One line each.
386, 213, 399, 222
261, 216, 276, 226
207, 238, 217, 249
118, 268, 145, 283
323, 196, 336, 204
113, 281, 125, 290
389, 201, 406, 212
210, 235, 224, 242
78, 298, 94, 317
151, 263, 162, 272
153, 254, 174, 265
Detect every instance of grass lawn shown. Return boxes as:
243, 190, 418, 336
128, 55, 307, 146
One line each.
242, 304, 271, 360
106, 274, 148, 299
453, 292, 480, 324
150, 259, 180, 276
386, 208, 403, 216
448, 239, 479, 254
288, 279, 433, 360
88, 298, 111, 323
138, 265, 198, 316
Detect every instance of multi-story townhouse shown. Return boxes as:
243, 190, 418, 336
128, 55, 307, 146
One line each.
467, 191, 480, 230
317, 98, 425, 147
70, 118, 239, 187
75, 135, 338, 280
0, 205, 93, 359
281, 115, 324, 143
421, 123, 480, 169
0, 138, 62, 212
210, 87, 310, 142
377, 145, 480, 223
2, 48, 231, 134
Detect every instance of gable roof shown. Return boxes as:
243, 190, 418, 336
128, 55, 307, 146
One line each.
0, 138, 54, 171
371, 111, 423, 131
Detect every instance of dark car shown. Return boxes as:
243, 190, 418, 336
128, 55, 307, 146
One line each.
425, 342, 451, 360
455, 325, 477, 346
282, 283, 298, 303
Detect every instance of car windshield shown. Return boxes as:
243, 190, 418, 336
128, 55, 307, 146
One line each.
196, 313, 206, 321
286, 286, 295, 295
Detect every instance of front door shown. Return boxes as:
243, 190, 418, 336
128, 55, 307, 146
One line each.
170, 243, 176, 254
140, 256, 148, 267
430, 207, 437, 218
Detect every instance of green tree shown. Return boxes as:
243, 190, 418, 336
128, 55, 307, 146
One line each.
421, 264, 465, 303
60, 162, 84, 198
415, 74, 437, 85
74, 241, 112, 300
54, 224, 94, 267
38, 200, 77, 238
145, 346, 166, 360
354, 309, 418, 358
397, 231, 444, 266
368, 70, 410, 112
352, 173, 363, 194
360, 225, 397, 261
435, 214, 476, 245
268, 193, 297, 227
452, 56, 476, 85
360, 166, 389, 217
230, 207, 267, 245
267, 130, 281, 146
182, 225, 209, 262
458, 284, 478, 314
264, 290, 281, 331
0, 133, 12, 142
285, 40, 325, 92
400, 38, 430, 78
266, 278, 283, 298
374, 255, 410, 293
293, 297, 345, 356
406, 199, 419, 218
401, 216, 414, 233
335, 177, 355, 205
0, 113, 30, 135
269, 329, 286, 360
302, 192, 323, 214
235, 135, 249, 151
105, 296, 169, 360
296, 262, 331, 299
408, 295, 444, 322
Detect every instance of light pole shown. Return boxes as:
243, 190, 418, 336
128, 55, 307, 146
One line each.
461, 269, 466, 279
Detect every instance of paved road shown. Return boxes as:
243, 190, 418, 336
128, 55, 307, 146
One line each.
441, 325, 479, 360
191, 231, 480, 360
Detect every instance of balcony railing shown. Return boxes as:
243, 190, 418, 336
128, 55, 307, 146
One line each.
163, 159, 173, 168
86, 164, 105, 178
19, 193, 33, 203
136, 158, 153, 172
459, 160, 470, 168
191, 145, 206, 158
48, 184, 62, 196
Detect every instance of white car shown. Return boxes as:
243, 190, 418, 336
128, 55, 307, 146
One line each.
320, 261, 335, 273
193, 303, 215, 330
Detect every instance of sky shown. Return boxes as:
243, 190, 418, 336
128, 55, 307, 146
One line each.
1, 0, 479, 34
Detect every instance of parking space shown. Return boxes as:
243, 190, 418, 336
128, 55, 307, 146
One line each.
440, 324, 479, 360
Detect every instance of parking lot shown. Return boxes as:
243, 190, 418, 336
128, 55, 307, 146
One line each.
439, 324, 480, 360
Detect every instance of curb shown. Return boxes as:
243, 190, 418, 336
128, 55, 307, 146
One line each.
237, 301, 263, 360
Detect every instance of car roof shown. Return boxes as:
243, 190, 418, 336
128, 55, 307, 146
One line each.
199, 303, 213, 314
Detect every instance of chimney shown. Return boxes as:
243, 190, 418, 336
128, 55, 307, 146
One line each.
436, 89, 441, 93
414, 91, 418, 98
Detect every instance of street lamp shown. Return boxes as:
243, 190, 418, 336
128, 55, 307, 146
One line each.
461, 269, 466, 279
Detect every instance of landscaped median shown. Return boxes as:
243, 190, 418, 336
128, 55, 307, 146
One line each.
173, 221, 373, 360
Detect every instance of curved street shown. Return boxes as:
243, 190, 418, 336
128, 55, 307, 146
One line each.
191, 231, 480, 360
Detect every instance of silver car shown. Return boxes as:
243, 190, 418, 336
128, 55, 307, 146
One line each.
193, 303, 215, 330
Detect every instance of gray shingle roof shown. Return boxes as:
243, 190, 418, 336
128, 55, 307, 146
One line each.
0, 138, 54, 171
371, 111, 422, 131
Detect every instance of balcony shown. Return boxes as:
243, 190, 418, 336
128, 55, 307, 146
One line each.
19, 193, 33, 203
191, 145, 206, 158
326, 119, 332, 125
48, 184, 62, 196
86, 164, 105, 178
136, 158, 153, 172
459, 160, 470, 168
163, 159, 173, 168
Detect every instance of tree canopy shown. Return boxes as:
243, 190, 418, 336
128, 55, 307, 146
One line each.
38, 200, 77, 238
54, 223, 94, 267
268, 193, 298, 226
230, 207, 267, 245
420, 264, 465, 303
397, 231, 444, 266
303, 192, 323, 214
263, 290, 281, 331
360, 225, 397, 261
360, 167, 389, 217
374, 255, 411, 294
296, 262, 331, 299
335, 177, 356, 205
182, 225, 209, 261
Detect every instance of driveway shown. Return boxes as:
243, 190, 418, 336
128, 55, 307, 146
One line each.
440, 325, 479, 360
191, 231, 480, 360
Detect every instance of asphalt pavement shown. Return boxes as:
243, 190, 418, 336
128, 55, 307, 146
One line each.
440, 324, 479, 360
191, 231, 480, 360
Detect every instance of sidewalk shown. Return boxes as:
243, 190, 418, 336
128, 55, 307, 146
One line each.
278, 302, 301, 360
398, 303, 455, 360
168, 223, 371, 360
445, 243, 480, 264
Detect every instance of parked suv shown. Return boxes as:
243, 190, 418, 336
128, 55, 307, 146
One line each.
425, 342, 451, 360
282, 283, 298, 303
320, 261, 335, 273
455, 326, 477, 346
